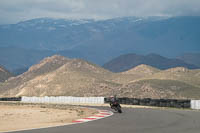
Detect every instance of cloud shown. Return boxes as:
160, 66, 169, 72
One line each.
0, 0, 200, 24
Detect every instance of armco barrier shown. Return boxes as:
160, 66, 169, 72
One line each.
104, 97, 191, 109
21, 96, 105, 104
0, 97, 21, 101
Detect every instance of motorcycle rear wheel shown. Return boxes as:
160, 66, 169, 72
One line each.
117, 106, 122, 113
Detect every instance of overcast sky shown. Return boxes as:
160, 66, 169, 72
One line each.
0, 0, 200, 24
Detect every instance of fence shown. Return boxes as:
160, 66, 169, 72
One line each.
105, 97, 191, 108
21, 96, 105, 104
191, 100, 200, 109
1, 96, 200, 110
0, 97, 21, 101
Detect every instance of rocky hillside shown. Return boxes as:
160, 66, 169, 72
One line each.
0, 66, 13, 82
149, 67, 200, 88
0, 55, 200, 99
120, 79, 200, 99
121, 67, 200, 99
122, 64, 160, 76
0, 55, 117, 97
103, 53, 198, 72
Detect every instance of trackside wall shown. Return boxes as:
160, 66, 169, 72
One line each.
105, 98, 191, 108
21, 96, 105, 104
1, 97, 200, 110
191, 100, 200, 109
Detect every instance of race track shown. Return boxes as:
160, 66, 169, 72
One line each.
11, 107, 200, 133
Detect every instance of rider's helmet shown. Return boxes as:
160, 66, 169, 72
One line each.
109, 95, 115, 102
109, 95, 113, 99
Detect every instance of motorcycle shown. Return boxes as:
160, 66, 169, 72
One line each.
110, 101, 122, 113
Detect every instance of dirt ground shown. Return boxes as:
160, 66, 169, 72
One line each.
0, 102, 97, 132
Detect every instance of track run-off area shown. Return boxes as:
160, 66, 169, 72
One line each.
7, 106, 200, 133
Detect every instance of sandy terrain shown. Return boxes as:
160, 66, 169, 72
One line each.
0, 102, 97, 132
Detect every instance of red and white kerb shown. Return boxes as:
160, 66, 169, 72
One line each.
72, 110, 113, 123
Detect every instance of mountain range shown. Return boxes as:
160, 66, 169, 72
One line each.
178, 53, 200, 67
0, 55, 200, 99
0, 16, 200, 72
0, 47, 54, 74
103, 53, 198, 72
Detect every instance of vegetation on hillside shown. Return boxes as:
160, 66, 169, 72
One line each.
0, 55, 200, 99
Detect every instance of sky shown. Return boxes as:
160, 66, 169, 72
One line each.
0, 0, 200, 24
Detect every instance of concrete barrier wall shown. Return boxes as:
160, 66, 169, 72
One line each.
21, 96, 105, 104
191, 100, 200, 109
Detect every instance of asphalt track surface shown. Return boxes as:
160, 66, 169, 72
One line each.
11, 107, 200, 133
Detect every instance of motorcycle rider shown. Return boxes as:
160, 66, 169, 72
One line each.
109, 95, 122, 113
109, 95, 120, 108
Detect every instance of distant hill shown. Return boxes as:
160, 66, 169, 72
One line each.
149, 67, 200, 88
0, 55, 117, 97
1, 55, 200, 99
0, 47, 54, 73
0, 55, 70, 94
0, 66, 13, 82
103, 53, 198, 72
0, 16, 199, 67
121, 64, 160, 78
123, 79, 200, 99
119, 66, 200, 99
177, 53, 200, 67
